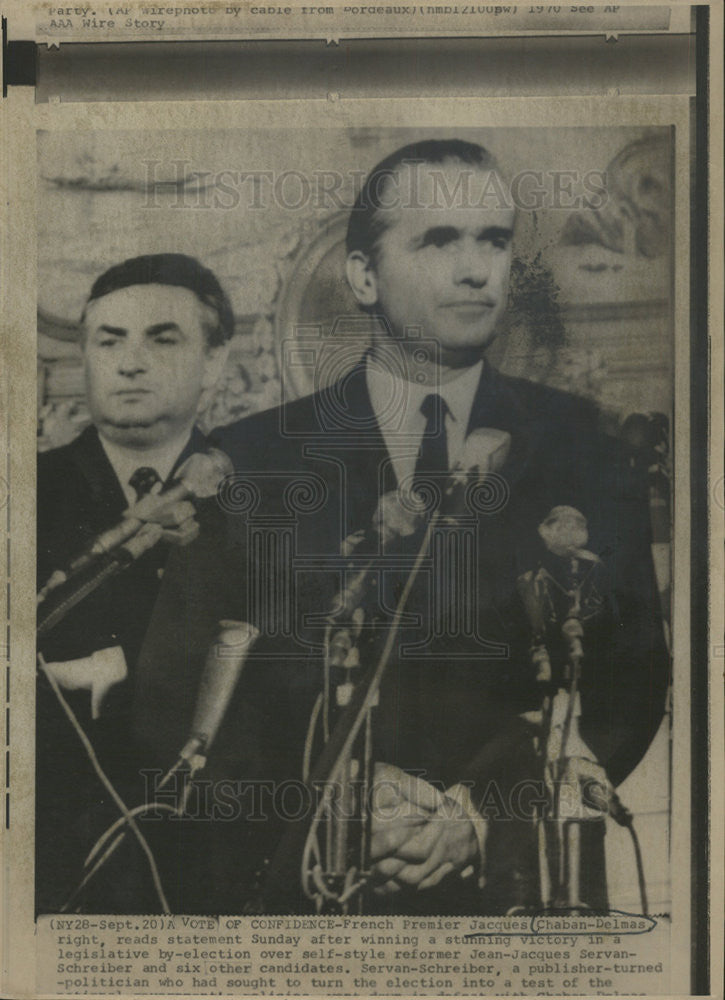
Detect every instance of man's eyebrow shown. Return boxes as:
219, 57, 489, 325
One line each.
476, 225, 514, 241
412, 224, 514, 247
413, 225, 461, 247
146, 322, 182, 336
96, 324, 126, 336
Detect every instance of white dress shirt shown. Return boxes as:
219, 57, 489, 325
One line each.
366, 353, 484, 485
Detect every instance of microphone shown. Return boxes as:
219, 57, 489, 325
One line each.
449, 427, 511, 484
327, 430, 512, 626
517, 506, 603, 684
172, 620, 259, 816
537, 505, 600, 563
179, 620, 260, 765
580, 772, 633, 827
443, 427, 511, 519
537, 506, 602, 669
59, 620, 261, 899
327, 489, 424, 625
516, 568, 553, 684
37, 525, 164, 638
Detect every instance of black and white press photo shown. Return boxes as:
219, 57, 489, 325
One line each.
0, 0, 718, 993
34, 124, 675, 927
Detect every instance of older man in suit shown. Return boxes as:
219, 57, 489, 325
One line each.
36, 253, 233, 912
136, 141, 669, 915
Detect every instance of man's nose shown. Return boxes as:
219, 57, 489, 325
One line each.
453, 241, 492, 287
117, 340, 149, 375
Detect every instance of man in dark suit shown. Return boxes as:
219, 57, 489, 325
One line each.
136, 141, 669, 914
36, 253, 233, 912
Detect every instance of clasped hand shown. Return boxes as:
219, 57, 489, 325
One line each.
369, 763, 478, 896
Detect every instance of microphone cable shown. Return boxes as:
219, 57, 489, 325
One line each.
627, 820, 649, 918
582, 773, 649, 917
72, 752, 192, 904
37, 652, 171, 914
61, 619, 258, 904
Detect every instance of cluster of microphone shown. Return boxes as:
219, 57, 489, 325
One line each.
325, 427, 514, 633
37, 448, 234, 638
38, 430, 638, 914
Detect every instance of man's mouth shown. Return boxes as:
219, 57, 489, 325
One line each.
440, 300, 496, 318
113, 388, 152, 397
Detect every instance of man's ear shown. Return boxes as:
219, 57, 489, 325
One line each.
346, 251, 379, 308
201, 342, 230, 391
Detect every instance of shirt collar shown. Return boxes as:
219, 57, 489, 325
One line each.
438, 359, 485, 429
366, 351, 484, 434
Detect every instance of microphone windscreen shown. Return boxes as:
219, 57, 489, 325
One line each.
189, 620, 260, 753
373, 489, 424, 545
453, 428, 511, 480
538, 505, 600, 562
176, 448, 235, 499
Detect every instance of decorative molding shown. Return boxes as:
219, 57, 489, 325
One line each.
38, 309, 80, 342
274, 210, 352, 401
561, 298, 670, 323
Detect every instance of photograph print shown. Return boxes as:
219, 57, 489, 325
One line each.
35, 124, 673, 918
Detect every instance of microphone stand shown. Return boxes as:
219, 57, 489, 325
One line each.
264, 430, 512, 914
522, 543, 626, 915
298, 512, 440, 914
548, 568, 590, 913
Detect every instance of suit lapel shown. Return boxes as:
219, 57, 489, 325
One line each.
170, 425, 208, 480
68, 425, 128, 518
320, 361, 398, 502
467, 363, 542, 488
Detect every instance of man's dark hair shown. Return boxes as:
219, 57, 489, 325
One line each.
346, 138, 503, 262
81, 253, 235, 347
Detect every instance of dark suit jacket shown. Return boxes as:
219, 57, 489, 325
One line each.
36, 423, 208, 913
134, 362, 669, 913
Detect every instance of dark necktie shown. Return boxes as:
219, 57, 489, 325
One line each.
413, 393, 449, 493
128, 466, 161, 501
